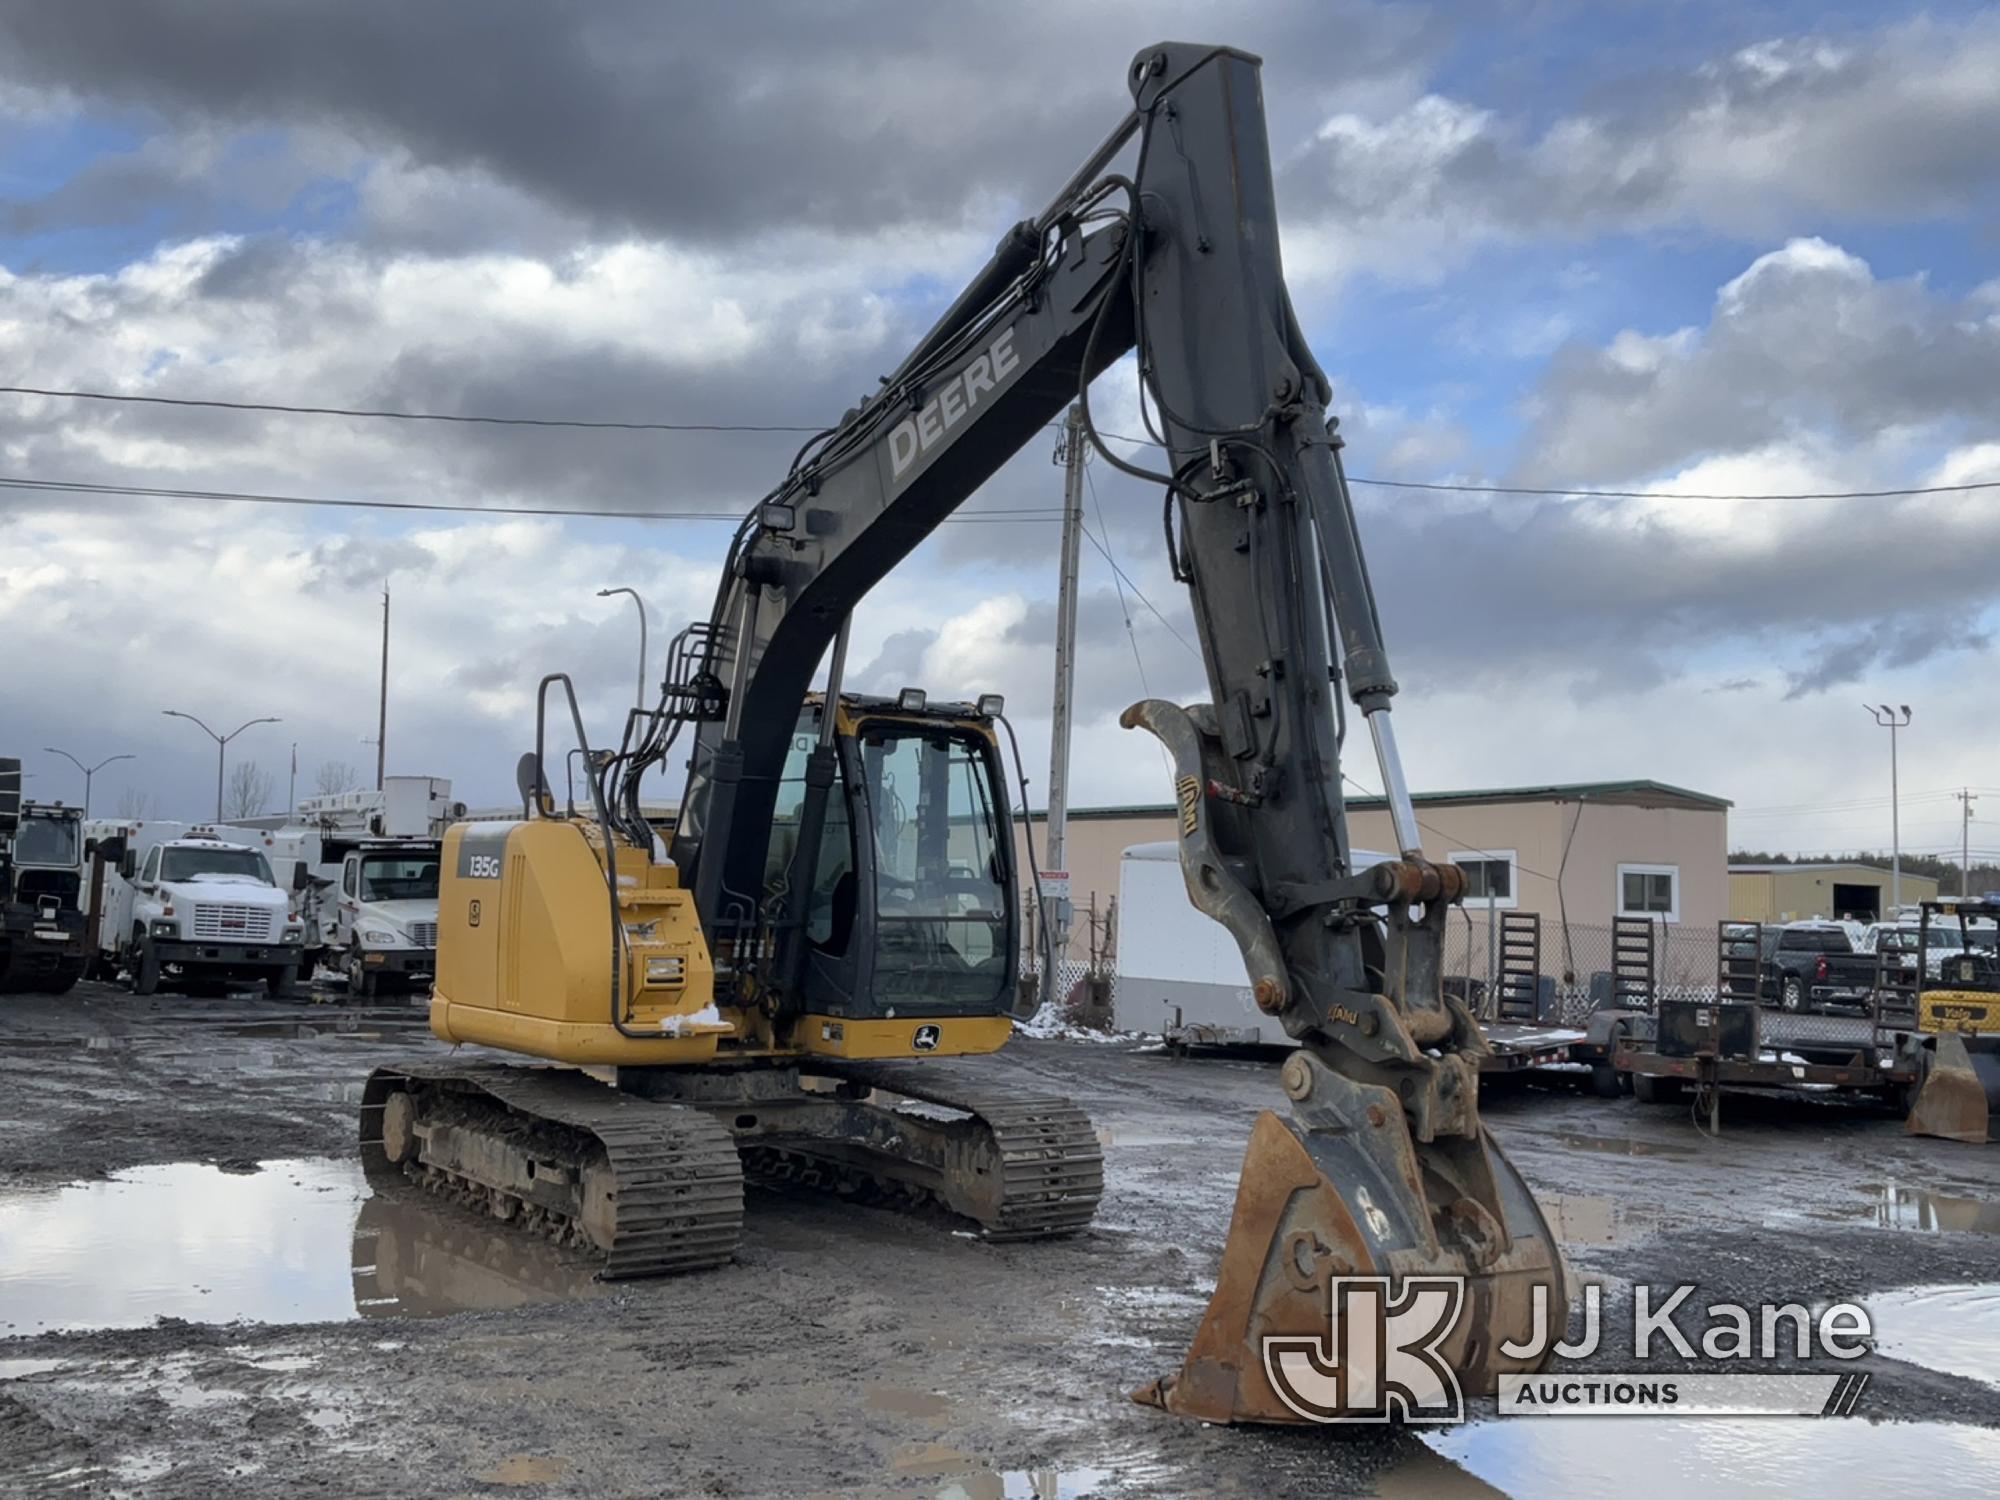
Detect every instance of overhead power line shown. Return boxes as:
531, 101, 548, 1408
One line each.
0, 473, 1062, 525
0, 384, 822, 433
6, 383, 1992, 504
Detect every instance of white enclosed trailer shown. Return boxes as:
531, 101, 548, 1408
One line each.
1115, 840, 1390, 1047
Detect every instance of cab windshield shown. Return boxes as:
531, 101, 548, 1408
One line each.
13, 814, 79, 867
854, 722, 1010, 1008
359, 855, 440, 903
161, 847, 274, 883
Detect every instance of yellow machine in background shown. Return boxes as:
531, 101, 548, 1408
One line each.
1905, 899, 2000, 1145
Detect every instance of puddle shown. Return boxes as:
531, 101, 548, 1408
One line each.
1869, 1284, 2000, 1388
0, 1357, 65, 1380
481, 1455, 568, 1486
890, 1445, 1109, 1498
1415, 1415, 2000, 1497
1536, 1192, 1656, 1247
866, 1385, 954, 1420
1838, 1183, 2000, 1235
0, 1158, 605, 1334
314, 1080, 368, 1104
1550, 1132, 1697, 1160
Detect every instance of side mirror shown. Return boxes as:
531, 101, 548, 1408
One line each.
293, 865, 313, 893
84, 838, 97, 859
119, 852, 137, 880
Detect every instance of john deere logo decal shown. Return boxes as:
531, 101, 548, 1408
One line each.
912, 1024, 941, 1052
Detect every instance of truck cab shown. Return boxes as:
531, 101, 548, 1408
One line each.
0, 800, 90, 994
328, 842, 442, 997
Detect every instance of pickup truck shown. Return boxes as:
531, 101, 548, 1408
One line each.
1723, 922, 1879, 1012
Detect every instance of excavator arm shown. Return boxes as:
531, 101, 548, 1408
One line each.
646, 41, 1564, 1421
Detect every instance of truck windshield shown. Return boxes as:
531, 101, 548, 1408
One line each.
161, 847, 274, 884
13, 815, 79, 867
359, 856, 440, 902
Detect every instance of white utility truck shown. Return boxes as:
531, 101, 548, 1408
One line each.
81, 820, 303, 995
221, 776, 461, 998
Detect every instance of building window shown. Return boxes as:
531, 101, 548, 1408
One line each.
1618, 863, 1680, 922
1450, 849, 1518, 909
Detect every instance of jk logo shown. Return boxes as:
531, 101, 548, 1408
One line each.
1262, 1275, 1466, 1423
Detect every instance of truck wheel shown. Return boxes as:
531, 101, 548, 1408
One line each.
1780, 977, 1805, 1012
346, 945, 378, 1000
132, 940, 162, 997
1590, 1061, 1624, 1099
267, 965, 299, 999
1632, 1071, 1684, 1104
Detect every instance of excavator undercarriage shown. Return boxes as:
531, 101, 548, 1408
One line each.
362, 1058, 1103, 1277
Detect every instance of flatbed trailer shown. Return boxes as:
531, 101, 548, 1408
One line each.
1612, 921, 1923, 1130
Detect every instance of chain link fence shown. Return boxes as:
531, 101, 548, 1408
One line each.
1442, 915, 1719, 1027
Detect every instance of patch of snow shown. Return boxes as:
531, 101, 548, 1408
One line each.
1013, 1009, 1134, 1044
658, 1003, 729, 1036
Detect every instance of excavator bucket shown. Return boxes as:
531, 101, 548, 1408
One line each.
1906, 1030, 1994, 1145
1135, 1057, 1568, 1424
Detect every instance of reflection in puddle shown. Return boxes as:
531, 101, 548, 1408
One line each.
1419, 1415, 2000, 1498
0, 1158, 604, 1334
1536, 1192, 1655, 1247
352, 1190, 605, 1319
1840, 1184, 2000, 1236
1869, 1284, 2000, 1389
1550, 1132, 1697, 1160
890, 1445, 1109, 1498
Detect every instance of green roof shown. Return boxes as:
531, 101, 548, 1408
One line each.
1028, 778, 1730, 820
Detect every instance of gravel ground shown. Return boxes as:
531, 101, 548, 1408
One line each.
2, 982, 1999, 1497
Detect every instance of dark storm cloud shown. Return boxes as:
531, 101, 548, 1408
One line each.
0, 1, 1430, 247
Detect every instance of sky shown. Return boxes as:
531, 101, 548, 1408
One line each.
2, 1, 1998, 865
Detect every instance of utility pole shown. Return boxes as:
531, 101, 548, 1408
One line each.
1865, 704, 1913, 910
1958, 789, 1979, 897
1043, 404, 1086, 967
288, 742, 298, 816
376, 584, 390, 791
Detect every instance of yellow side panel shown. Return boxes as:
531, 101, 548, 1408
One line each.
1919, 991, 2000, 1035
432, 820, 729, 1066
799, 1014, 1012, 1060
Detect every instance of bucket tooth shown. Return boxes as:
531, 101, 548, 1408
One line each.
1136, 1106, 1567, 1424
1906, 1031, 1994, 1145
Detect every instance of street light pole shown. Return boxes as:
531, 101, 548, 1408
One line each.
162, 711, 282, 821
597, 587, 649, 709
1864, 704, 1913, 911
41, 748, 135, 819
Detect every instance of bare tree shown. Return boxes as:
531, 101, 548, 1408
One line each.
224, 761, 275, 820
114, 786, 153, 820
313, 760, 360, 797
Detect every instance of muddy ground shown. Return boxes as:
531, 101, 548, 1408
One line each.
3, 983, 2000, 1498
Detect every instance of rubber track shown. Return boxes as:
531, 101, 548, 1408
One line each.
362, 1063, 744, 1279
805, 1059, 1104, 1239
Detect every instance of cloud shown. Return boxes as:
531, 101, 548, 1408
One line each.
0, 1, 1429, 250
1280, 16, 2000, 283
1515, 239, 2000, 485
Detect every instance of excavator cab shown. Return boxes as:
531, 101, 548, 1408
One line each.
759, 693, 1022, 1025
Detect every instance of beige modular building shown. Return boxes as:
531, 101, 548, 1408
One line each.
1017, 779, 1731, 969
1728, 863, 1938, 925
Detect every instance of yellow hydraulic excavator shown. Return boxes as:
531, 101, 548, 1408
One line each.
1904, 899, 2000, 1144
362, 40, 1567, 1422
